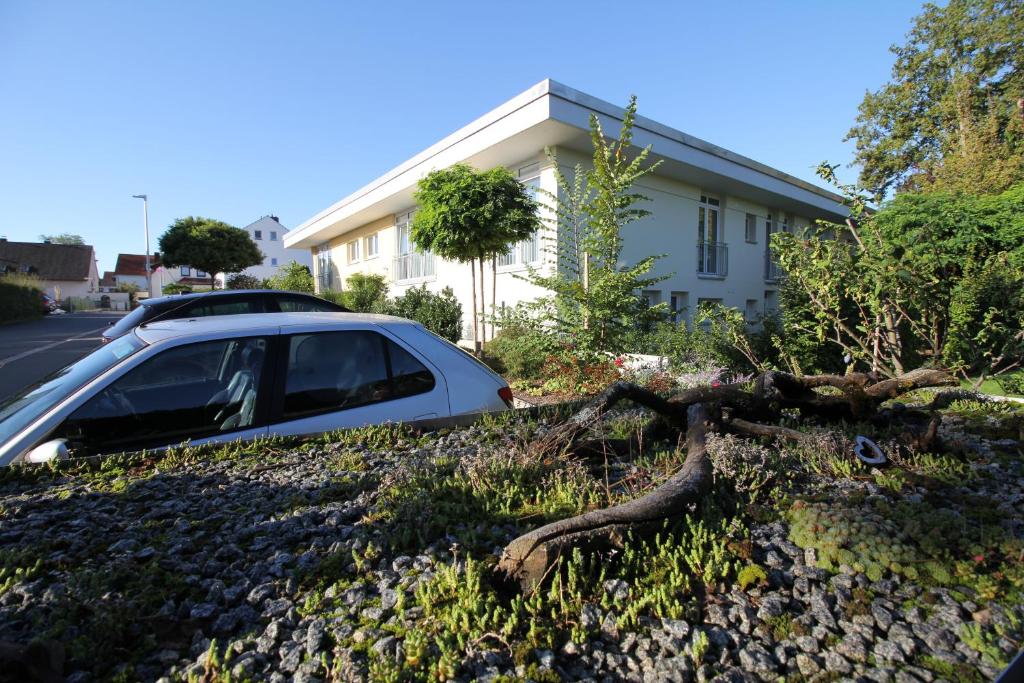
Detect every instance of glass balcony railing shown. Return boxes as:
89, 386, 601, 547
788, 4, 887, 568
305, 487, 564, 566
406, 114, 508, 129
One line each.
696, 241, 728, 277
393, 251, 436, 282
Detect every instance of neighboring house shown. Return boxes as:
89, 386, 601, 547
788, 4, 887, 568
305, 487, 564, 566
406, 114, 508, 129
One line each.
0, 239, 100, 300
113, 253, 154, 293
285, 79, 848, 343
224, 215, 313, 284
112, 252, 213, 295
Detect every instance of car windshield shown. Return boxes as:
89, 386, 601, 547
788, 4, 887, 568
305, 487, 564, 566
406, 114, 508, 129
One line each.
105, 305, 152, 337
0, 334, 145, 445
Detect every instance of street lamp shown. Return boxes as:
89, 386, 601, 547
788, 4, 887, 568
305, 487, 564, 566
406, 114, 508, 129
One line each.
131, 194, 152, 298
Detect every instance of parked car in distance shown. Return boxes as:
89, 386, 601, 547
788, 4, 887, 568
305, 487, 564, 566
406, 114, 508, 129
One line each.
0, 313, 513, 465
41, 292, 57, 313
102, 289, 350, 343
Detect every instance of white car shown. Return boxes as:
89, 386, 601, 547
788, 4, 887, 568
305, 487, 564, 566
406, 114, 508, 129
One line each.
0, 313, 512, 465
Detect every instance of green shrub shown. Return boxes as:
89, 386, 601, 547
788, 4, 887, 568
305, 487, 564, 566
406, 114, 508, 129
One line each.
0, 275, 43, 323
162, 282, 193, 295
265, 260, 315, 292
382, 285, 462, 343
483, 306, 557, 379
339, 272, 388, 312
225, 273, 262, 289
995, 372, 1024, 396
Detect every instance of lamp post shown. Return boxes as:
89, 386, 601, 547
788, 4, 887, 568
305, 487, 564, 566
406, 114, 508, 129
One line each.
131, 194, 152, 298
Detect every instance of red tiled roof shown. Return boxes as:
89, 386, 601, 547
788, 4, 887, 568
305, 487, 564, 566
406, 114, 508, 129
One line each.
100, 271, 117, 287
114, 253, 153, 276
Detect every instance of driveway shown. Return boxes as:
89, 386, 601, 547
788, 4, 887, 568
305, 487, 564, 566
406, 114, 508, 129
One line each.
0, 311, 125, 402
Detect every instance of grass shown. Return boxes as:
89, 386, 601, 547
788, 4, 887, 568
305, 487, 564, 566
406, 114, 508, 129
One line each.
959, 370, 1024, 397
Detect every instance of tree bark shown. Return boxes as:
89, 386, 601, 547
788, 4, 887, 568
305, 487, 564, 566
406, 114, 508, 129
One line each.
470, 258, 479, 354
479, 258, 487, 346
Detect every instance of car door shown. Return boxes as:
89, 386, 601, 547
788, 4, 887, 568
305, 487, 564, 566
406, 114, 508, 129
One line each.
266, 326, 449, 437
48, 335, 273, 457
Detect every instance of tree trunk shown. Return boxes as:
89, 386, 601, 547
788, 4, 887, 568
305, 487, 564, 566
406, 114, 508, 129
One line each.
498, 368, 957, 591
479, 258, 487, 346
470, 258, 479, 354
491, 257, 497, 341
498, 403, 712, 590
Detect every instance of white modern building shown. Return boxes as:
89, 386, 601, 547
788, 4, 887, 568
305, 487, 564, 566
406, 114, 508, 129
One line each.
233, 215, 313, 283
286, 79, 848, 343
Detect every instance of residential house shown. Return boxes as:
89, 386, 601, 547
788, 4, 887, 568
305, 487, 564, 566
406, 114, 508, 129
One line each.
285, 79, 848, 343
111, 252, 215, 295
225, 215, 313, 284
0, 239, 99, 301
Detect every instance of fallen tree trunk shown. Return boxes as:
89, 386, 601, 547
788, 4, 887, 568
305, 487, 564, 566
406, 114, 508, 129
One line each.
499, 403, 712, 591
497, 368, 957, 590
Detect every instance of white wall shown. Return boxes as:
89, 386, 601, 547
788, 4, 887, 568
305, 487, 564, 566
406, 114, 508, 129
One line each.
236, 216, 313, 283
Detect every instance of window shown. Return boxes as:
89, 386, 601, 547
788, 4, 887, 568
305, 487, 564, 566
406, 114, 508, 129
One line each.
641, 290, 661, 307
271, 257, 278, 266
697, 194, 727, 276
57, 337, 269, 455
254, 230, 262, 240
670, 291, 689, 324
394, 211, 435, 281
497, 177, 541, 267
764, 290, 779, 316
282, 331, 435, 420
276, 295, 341, 313
270, 231, 277, 241
180, 266, 191, 276
196, 270, 208, 278
745, 213, 757, 243
316, 244, 333, 291
184, 297, 263, 317
364, 233, 379, 259
745, 299, 759, 323
347, 240, 360, 264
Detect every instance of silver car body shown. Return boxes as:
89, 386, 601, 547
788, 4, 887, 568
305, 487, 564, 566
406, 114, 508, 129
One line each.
0, 313, 509, 466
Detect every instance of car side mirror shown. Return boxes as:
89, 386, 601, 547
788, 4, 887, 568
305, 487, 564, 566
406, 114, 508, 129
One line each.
24, 439, 70, 464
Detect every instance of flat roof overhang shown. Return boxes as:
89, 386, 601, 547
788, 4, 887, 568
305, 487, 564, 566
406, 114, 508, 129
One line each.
286, 80, 849, 250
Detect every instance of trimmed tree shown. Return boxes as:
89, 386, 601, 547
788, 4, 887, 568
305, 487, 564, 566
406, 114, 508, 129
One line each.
411, 164, 540, 351
158, 217, 262, 290
266, 260, 314, 293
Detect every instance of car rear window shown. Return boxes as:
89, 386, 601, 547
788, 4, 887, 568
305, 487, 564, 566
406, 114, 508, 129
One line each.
106, 305, 152, 338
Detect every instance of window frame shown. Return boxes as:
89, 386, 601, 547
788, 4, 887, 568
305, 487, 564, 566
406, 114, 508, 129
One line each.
745, 213, 758, 243
346, 239, 361, 264
364, 232, 379, 259
54, 334, 279, 456
180, 266, 191, 276
268, 328, 438, 424
270, 231, 277, 241
254, 230, 262, 240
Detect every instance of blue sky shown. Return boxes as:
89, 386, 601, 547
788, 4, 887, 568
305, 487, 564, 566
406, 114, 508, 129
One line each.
0, 1, 924, 273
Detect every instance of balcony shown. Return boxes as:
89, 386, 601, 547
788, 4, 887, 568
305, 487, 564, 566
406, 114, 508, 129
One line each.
393, 251, 436, 282
696, 241, 728, 277
765, 250, 783, 282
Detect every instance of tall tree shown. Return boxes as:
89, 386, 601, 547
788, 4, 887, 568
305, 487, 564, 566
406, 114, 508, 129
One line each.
526, 95, 670, 352
411, 164, 540, 351
846, 0, 1024, 195
158, 217, 262, 290
39, 233, 85, 245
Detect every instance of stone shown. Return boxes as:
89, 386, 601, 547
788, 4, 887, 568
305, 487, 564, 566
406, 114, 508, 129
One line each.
835, 634, 868, 663
823, 651, 852, 675
737, 642, 777, 675
874, 640, 906, 664
189, 603, 217, 620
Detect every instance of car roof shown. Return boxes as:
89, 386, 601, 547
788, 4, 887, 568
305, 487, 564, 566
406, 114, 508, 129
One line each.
133, 312, 416, 344
141, 289, 318, 308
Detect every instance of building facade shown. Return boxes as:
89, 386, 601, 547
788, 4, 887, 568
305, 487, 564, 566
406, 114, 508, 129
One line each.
230, 215, 313, 284
0, 239, 100, 301
286, 80, 848, 342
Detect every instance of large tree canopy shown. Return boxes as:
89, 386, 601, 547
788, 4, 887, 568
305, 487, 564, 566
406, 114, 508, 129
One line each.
158, 217, 262, 289
846, 0, 1024, 195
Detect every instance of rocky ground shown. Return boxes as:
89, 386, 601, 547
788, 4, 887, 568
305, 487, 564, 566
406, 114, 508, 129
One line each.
0, 397, 1021, 683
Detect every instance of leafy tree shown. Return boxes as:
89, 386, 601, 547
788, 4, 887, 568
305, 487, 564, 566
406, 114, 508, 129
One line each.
162, 282, 193, 295
412, 163, 540, 350
39, 233, 85, 245
116, 282, 140, 306
158, 217, 262, 290
341, 272, 389, 312
265, 260, 314, 292
846, 0, 1024, 195
226, 273, 263, 290
526, 95, 670, 352
773, 163, 1024, 379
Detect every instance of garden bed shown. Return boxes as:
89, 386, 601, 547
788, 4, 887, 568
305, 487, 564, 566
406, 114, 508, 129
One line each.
0, 396, 1021, 682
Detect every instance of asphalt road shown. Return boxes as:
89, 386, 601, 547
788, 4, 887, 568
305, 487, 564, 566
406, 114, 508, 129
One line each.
0, 311, 125, 402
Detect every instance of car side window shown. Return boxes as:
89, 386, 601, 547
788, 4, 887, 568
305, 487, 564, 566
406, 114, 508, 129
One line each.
276, 296, 339, 313
184, 297, 263, 318
57, 337, 268, 456
282, 331, 434, 420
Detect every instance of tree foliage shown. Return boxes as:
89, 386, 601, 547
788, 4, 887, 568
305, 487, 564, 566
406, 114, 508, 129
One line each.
846, 0, 1024, 195
383, 285, 463, 343
526, 95, 670, 352
773, 164, 1024, 379
265, 260, 314, 293
225, 273, 263, 290
340, 272, 389, 312
412, 163, 540, 347
158, 217, 262, 290
39, 233, 85, 245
